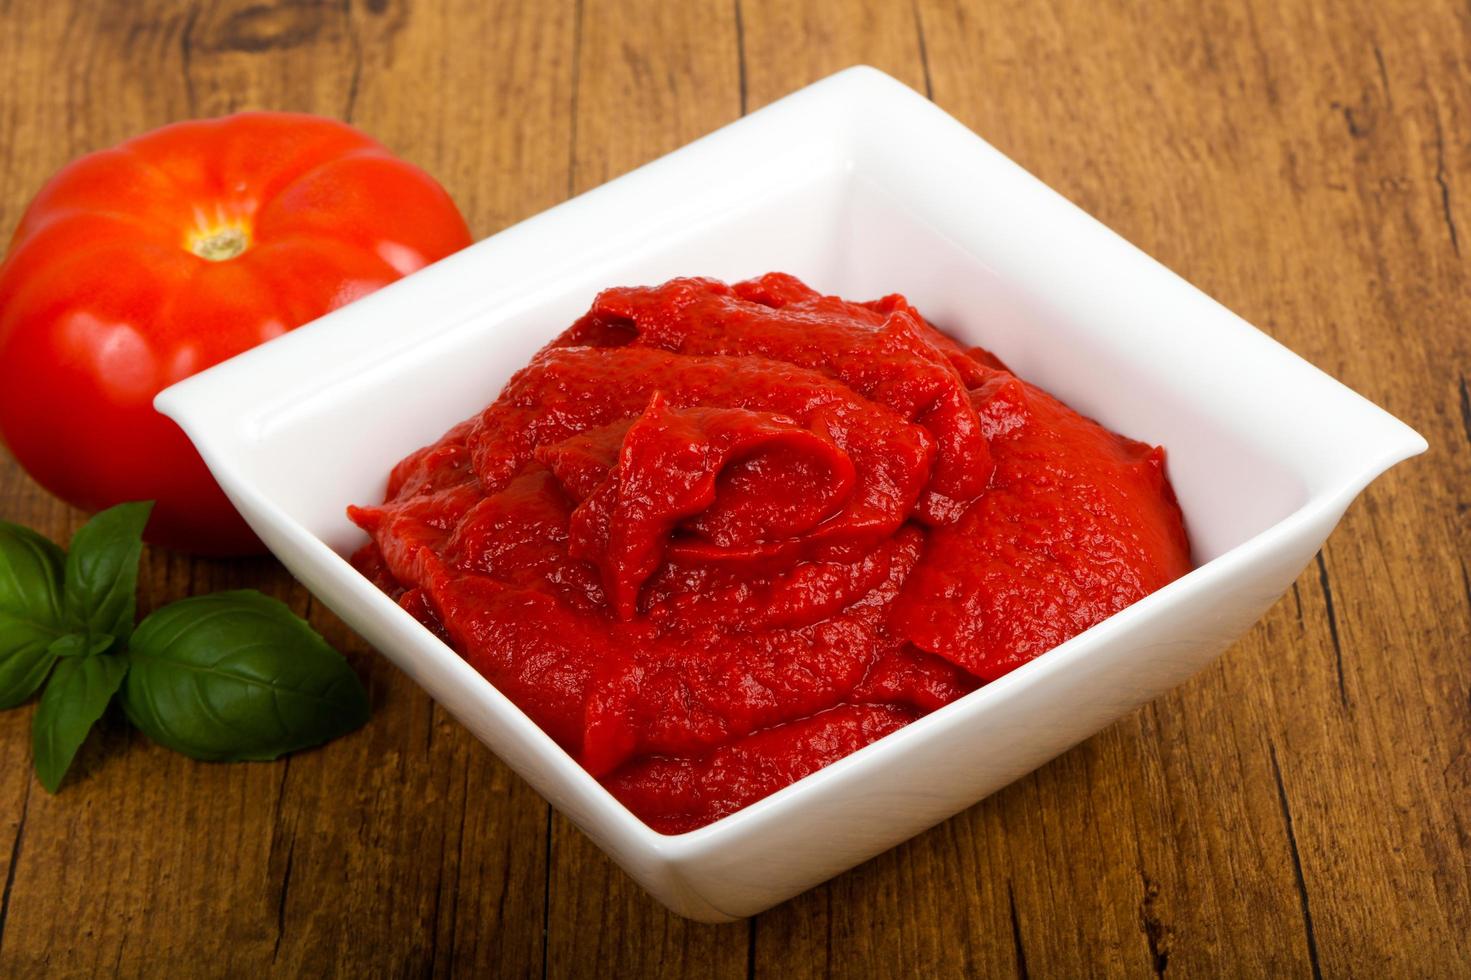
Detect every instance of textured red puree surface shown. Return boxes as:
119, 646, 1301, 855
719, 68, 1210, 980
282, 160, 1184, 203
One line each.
349, 273, 1192, 833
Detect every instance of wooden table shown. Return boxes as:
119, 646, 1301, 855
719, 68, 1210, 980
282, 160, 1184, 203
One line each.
1, 0, 1467, 975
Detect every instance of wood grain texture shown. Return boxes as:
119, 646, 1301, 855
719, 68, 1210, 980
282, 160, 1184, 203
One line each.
0, 0, 1467, 976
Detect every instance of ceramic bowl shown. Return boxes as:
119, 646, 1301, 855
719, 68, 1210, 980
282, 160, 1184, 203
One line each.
156, 66, 1426, 922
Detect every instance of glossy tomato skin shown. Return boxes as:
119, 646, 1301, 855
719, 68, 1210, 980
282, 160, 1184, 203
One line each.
0, 113, 472, 554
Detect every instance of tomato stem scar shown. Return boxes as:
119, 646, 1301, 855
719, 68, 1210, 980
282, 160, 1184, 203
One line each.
188, 226, 250, 261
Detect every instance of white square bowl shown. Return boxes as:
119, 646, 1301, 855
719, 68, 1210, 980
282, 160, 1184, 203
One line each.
155, 66, 1426, 922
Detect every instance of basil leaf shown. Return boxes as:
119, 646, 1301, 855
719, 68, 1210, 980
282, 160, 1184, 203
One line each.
62, 501, 152, 645
0, 521, 67, 707
48, 633, 114, 658
32, 654, 129, 793
121, 591, 369, 761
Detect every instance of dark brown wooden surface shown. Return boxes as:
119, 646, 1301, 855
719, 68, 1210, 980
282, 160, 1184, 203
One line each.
1, 0, 1468, 975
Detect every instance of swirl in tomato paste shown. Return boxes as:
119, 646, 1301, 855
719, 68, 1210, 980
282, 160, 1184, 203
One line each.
349, 274, 1191, 832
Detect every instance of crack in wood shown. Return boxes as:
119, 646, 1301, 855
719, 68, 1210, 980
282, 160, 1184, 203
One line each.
1269, 742, 1323, 980
733, 0, 747, 116
1138, 870, 1170, 977
1460, 555, 1471, 620
440, 757, 472, 975
428, 755, 469, 976
1458, 374, 1470, 448
565, 0, 584, 200
1007, 880, 1030, 980
269, 757, 294, 963
1431, 107, 1460, 256
271, 836, 296, 963
269, 756, 293, 832
1373, 43, 1392, 109
426, 755, 454, 974
342, 0, 363, 122
491, 811, 518, 945
746, 914, 757, 979
912, 0, 934, 101
0, 780, 33, 959
824, 886, 834, 972
540, 805, 553, 979
1333, 100, 1369, 139
1315, 552, 1350, 709
1241, 0, 1280, 107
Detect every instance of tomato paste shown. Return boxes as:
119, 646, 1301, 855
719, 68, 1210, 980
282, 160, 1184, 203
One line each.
349, 274, 1191, 832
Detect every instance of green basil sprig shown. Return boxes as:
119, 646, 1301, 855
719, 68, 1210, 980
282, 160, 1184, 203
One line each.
0, 503, 369, 791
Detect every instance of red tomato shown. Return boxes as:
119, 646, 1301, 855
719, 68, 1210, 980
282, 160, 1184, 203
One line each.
0, 113, 472, 554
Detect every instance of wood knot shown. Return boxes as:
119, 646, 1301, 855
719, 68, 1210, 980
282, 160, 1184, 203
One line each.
209, 0, 328, 53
